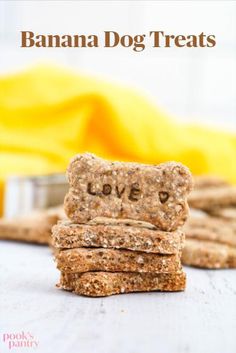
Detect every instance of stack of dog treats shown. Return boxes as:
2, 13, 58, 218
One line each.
182, 176, 236, 269
52, 153, 193, 297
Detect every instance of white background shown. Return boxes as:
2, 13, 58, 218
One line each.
0, 0, 236, 130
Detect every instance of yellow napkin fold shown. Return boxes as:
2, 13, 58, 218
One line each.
0, 65, 235, 215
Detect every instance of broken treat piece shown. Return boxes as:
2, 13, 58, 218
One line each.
182, 238, 236, 269
55, 247, 182, 273
64, 153, 193, 231
188, 186, 236, 211
58, 271, 186, 297
52, 219, 184, 254
0, 207, 64, 244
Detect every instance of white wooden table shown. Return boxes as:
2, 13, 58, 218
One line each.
0, 240, 235, 353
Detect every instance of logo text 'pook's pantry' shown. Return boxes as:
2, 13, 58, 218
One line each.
20, 30, 216, 52
2, 331, 39, 350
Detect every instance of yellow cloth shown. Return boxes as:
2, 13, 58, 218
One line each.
0, 65, 236, 215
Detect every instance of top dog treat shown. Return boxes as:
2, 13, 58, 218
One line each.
64, 153, 193, 231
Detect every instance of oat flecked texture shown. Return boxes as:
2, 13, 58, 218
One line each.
64, 153, 193, 231
55, 247, 182, 273
52, 219, 185, 254
182, 214, 236, 269
58, 271, 186, 297
182, 238, 236, 269
184, 216, 236, 247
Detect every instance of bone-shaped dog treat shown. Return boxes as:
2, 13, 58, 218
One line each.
52, 219, 185, 254
188, 186, 236, 211
59, 271, 186, 297
55, 248, 182, 274
64, 153, 193, 231
182, 239, 236, 269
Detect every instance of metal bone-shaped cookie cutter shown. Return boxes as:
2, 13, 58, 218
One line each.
4, 174, 68, 218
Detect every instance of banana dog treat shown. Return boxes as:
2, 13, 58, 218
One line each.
64, 153, 193, 231
58, 271, 186, 297
184, 216, 236, 247
183, 214, 236, 268
0, 207, 64, 244
182, 238, 236, 269
193, 175, 229, 190
208, 207, 236, 221
52, 219, 185, 254
188, 186, 236, 211
55, 248, 181, 273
